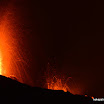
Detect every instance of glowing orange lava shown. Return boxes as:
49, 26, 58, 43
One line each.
0, 7, 25, 83
0, 51, 2, 74
46, 75, 82, 95
0, 12, 11, 76
0, 9, 24, 82
0, 2, 34, 86
46, 63, 81, 94
47, 76, 71, 92
91, 96, 94, 99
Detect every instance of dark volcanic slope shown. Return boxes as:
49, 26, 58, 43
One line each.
0, 75, 93, 104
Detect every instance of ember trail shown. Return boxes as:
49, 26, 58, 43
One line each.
0, 3, 30, 84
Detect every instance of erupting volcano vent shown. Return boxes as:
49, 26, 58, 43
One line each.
0, 10, 13, 77
0, 3, 32, 85
45, 60, 81, 95
47, 76, 72, 92
46, 75, 81, 95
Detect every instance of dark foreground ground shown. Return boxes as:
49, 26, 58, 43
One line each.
0, 75, 93, 104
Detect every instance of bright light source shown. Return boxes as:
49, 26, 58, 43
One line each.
0, 51, 2, 75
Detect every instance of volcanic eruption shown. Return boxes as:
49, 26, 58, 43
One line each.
0, 1, 99, 103
0, 1, 32, 85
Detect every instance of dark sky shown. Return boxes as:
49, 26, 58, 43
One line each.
1, 0, 104, 97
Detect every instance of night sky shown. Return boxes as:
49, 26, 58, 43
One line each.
0, 0, 104, 97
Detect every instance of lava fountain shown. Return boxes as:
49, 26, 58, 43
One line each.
45, 62, 81, 95
0, 3, 32, 85
0, 10, 13, 76
47, 76, 72, 92
46, 75, 81, 95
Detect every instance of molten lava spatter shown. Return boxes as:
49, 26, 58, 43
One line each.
47, 76, 71, 92
46, 75, 83, 95
0, 9, 15, 77
0, 51, 2, 75
46, 62, 81, 95
0, 3, 33, 85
